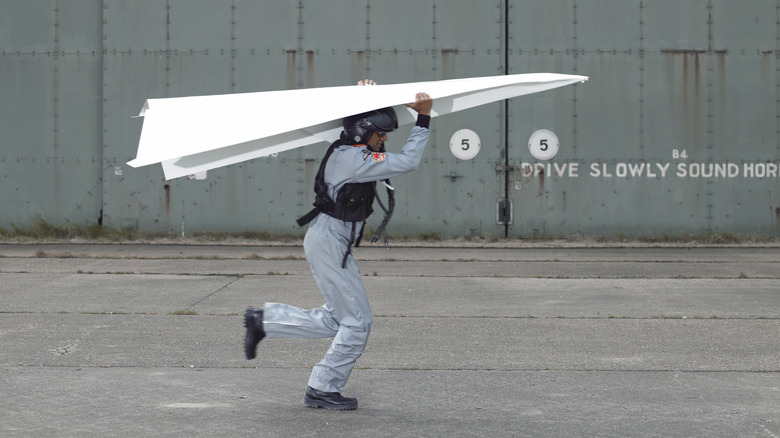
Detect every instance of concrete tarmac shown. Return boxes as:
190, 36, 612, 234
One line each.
1, 243, 778, 437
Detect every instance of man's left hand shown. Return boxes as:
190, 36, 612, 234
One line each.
407, 92, 433, 116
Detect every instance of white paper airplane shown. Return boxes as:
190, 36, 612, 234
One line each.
127, 73, 588, 180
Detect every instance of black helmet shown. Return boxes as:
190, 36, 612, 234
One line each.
342, 107, 398, 144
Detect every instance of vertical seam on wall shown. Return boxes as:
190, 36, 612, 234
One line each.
165, 0, 171, 95
298, 0, 304, 87
432, 1, 437, 79
572, 0, 579, 155
52, 1, 61, 218
100, 0, 106, 225
230, 0, 236, 92
503, 0, 510, 237
639, 1, 645, 153
53, 0, 60, 153
365, 1, 371, 79
706, 0, 714, 227
707, 0, 714, 156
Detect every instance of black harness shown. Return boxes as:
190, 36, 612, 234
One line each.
297, 139, 395, 268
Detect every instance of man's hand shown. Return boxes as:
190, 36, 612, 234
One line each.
407, 92, 433, 116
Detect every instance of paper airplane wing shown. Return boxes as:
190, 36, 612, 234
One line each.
127, 73, 587, 180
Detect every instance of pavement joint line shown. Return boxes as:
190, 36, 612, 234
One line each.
4, 270, 780, 280
0, 311, 777, 320
7, 254, 780, 264
1, 313, 778, 323
356, 368, 780, 373
374, 315, 780, 320
186, 275, 244, 310
0, 270, 250, 277
2, 363, 778, 373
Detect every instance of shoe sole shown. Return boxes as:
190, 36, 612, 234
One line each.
303, 396, 357, 410
244, 312, 258, 360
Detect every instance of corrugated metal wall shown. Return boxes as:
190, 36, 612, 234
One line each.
2, 1, 779, 239
508, 0, 780, 238
1, 0, 104, 230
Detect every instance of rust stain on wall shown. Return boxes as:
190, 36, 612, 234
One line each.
441, 49, 458, 80
714, 50, 727, 123
351, 50, 365, 82
162, 184, 171, 219
306, 50, 315, 87
662, 50, 705, 153
285, 50, 297, 89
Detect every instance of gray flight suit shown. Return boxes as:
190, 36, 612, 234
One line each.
263, 124, 430, 394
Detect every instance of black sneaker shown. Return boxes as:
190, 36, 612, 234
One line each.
244, 308, 265, 360
303, 386, 358, 410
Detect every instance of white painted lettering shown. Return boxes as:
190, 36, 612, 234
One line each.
591, 163, 612, 177
518, 161, 780, 179
656, 163, 670, 177
627, 163, 644, 177
768, 163, 778, 177
700, 163, 713, 178
569, 162, 579, 177
647, 164, 657, 178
